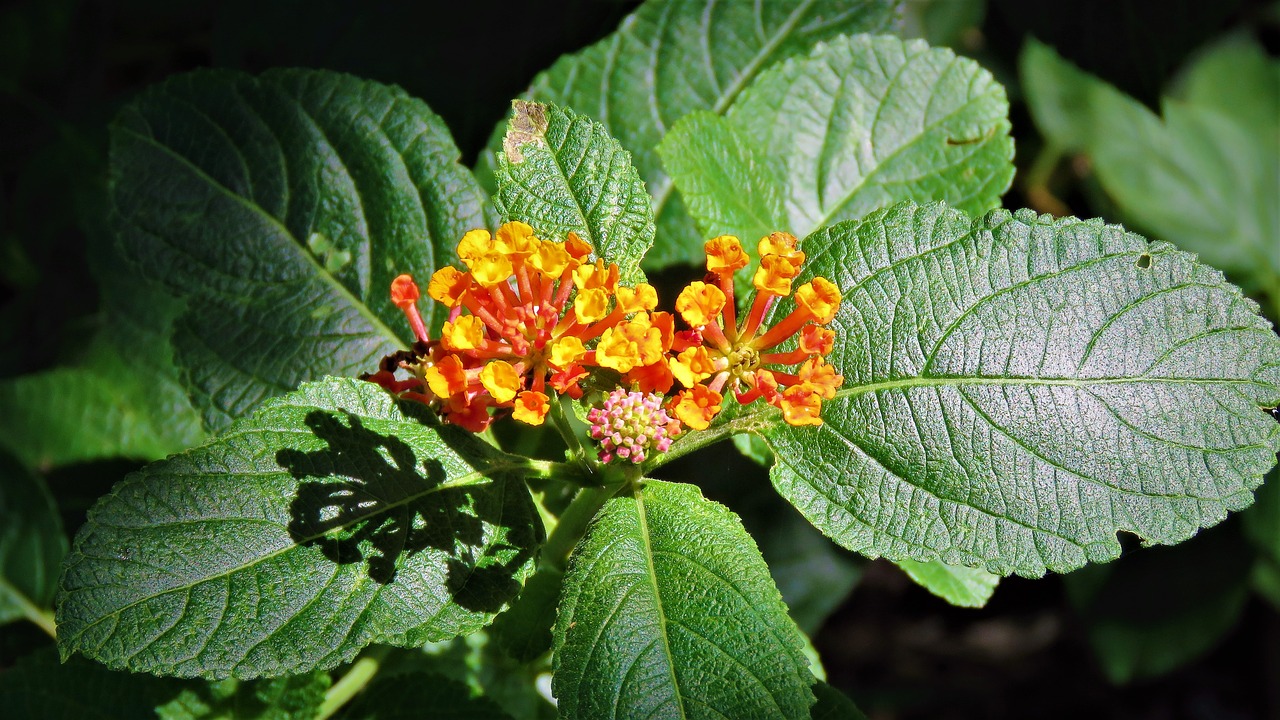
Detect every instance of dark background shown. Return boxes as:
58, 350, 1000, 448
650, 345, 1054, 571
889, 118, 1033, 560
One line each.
2, 1, 1278, 718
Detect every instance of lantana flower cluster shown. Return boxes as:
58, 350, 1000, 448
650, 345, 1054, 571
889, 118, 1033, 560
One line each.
366, 223, 843, 463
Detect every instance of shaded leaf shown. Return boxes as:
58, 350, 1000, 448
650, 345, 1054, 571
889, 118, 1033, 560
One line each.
479, 0, 900, 269
0, 450, 66, 629
763, 202, 1280, 577
57, 377, 542, 679
1064, 523, 1253, 684
0, 647, 329, 720
111, 69, 487, 432
810, 681, 869, 720
1021, 38, 1280, 312
894, 559, 998, 608
554, 480, 815, 719
661, 35, 1013, 245
338, 670, 513, 720
492, 101, 653, 284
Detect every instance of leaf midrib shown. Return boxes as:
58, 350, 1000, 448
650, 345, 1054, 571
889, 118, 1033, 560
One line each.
116, 125, 407, 351
64, 460, 515, 643
650, 0, 819, 219
633, 489, 688, 720
833, 374, 1271, 402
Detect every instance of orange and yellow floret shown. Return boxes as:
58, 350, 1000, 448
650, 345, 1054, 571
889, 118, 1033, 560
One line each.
366, 223, 842, 439
668, 232, 843, 430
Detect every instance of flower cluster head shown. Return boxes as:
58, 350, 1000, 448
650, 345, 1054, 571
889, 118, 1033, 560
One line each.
366, 221, 663, 432
368, 223, 842, 461
587, 389, 680, 464
668, 233, 844, 430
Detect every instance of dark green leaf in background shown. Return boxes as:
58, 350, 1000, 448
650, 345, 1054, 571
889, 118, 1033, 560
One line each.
338, 670, 513, 720
0, 647, 330, 720
479, 0, 900, 269
1243, 469, 1280, 610
1064, 523, 1254, 684
763, 202, 1280, 577
660, 35, 1013, 246
0, 190, 205, 468
57, 377, 542, 679
0, 450, 66, 632
554, 480, 816, 719
1021, 38, 1280, 318
110, 69, 487, 432
492, 101, 654, 284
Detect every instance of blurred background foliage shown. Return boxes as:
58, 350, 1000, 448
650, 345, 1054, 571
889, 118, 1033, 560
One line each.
0, 1, 1277, 718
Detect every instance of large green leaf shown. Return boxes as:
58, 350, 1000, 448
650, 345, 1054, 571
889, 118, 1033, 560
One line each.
659, 35, 1013, 245
893, 559, 998, 608
1021, 38, 1280, 316
111, 68, 487, 432
0, 450, 66, 631
56, 377, 543, 679
478, 0, 900, 269
1243, 469, 1280, 608
553, 480, 815, 719
763, 202, 1280, 577
492, 101, 654, 284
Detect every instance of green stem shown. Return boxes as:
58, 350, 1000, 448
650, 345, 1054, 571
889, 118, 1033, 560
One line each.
644, 411, 770, 472
0, 577, 57, 639
316, 645, 390, 720
550, 394, 601, 484
540, 482, 624, 573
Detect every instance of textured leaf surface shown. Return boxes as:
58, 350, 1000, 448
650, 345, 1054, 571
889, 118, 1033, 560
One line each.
493, 101, 653, 284
57, 377, 542, 679
1022, 38, 1280, 312
554, 480, 815, 720
810, 682, 868, 720
764, 202, 1280, 577
1064, 524, 1252, 683
480, 0, 899, 268
111, 68, 487, 431
0, 450, 66, 626
894, 559, 998, 608
659, 34, 1013, 247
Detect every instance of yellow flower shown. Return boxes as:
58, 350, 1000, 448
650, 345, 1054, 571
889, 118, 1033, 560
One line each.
512, 390, 550, 425
480, 360, 520, 403
675, 281, 726, 327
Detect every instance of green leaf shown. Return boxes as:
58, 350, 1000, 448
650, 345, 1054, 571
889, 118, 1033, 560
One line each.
554, 480, 816, 720
0, 449, 65, 631
111, 68, 487, 432
56, 377, 542, 679
479, 0, 899, 269
0, 647, 330, 720
156, 673, 330, 720
763, 202, 1280, 577
0, 648, 189, 720
1064, 524, 1253, 684
1243, 469, 1280, 608
659, 34, 1013, 247
492, 101, 654, 284
384, 635, 556, 720
810, 681, 869, 720
893, 559, 998, 608
338, 670, 513, 720
0, 193, 204, 468
490, 566, 562, 662
1021, 38, 1280, 314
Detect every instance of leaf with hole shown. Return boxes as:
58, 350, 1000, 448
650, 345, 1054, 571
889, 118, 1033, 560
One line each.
761, 201, 1280, 577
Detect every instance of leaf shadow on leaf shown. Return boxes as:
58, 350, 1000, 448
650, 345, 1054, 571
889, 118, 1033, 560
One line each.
276, 411, 531, 612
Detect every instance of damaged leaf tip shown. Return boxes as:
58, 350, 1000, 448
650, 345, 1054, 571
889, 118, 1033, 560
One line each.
504, 100, 549, 163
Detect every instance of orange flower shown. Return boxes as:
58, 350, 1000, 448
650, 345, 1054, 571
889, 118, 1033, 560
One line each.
368, 222, 654, 431
669, 233, 844, 427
